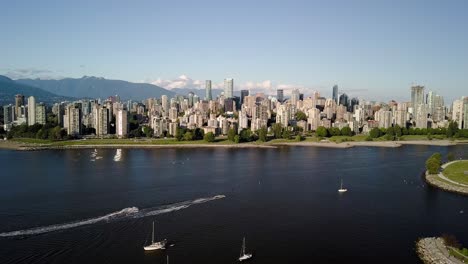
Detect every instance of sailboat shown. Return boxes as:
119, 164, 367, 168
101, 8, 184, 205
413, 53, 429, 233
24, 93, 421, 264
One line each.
338, 179, 347, 193
143, 221, 167, 251
113, 149, 122, 162
238, 237, 253, 261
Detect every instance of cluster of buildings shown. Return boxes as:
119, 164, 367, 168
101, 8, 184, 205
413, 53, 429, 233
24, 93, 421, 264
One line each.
3, 95, 46, 131
2, 79, 468, 138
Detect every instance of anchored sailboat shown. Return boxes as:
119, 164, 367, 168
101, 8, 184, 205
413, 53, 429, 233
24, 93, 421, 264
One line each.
238, 237, 253, 261
143, 221, 167, 251
338, 179, 347, 193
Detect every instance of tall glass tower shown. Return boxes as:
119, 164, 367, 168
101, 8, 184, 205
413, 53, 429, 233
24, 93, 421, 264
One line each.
205, 80, 212, 100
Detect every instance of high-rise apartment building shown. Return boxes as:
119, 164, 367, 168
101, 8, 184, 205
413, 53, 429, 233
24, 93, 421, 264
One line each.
290, 89, 300, 107
15, 94, 25, 120
3, 105, 13, 124
27, 96, 36, 126
94, 105, 109, 136
116, 109, 128, 138
205, 80, 212, 100
224, 78, 234, 98
411, 85, 425, 118
65, 104, 82, 136
35, 103, 46, 125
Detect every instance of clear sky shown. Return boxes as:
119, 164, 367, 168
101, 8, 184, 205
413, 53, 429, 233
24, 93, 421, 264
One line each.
1, 0, 467, 102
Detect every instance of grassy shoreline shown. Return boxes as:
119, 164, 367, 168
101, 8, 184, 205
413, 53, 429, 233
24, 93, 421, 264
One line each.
424, 160, 468, 196
0, 136, 466, 151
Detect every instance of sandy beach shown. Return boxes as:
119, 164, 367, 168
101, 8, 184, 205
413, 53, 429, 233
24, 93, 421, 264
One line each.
0, 139, 465, 151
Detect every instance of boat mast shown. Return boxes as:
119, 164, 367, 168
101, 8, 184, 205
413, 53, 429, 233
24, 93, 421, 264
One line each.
242, 237, 246, 255
341, 179, 343, 189
152, 221, 155, 243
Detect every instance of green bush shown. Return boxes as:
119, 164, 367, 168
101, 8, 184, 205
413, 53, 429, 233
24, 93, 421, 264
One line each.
295, 135, 303, 142
234, 135, 240, 144
426, 157, 440, 174
203, 132, 215, 142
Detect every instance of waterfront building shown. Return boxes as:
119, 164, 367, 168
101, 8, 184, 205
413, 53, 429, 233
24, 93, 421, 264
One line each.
394, 110, 407, 128
27, 96, 36, 126
224, 78, 234, 98
94, 105, 109, 136
452, 99, 464, 129
464, 97, 468, 129
116, 109, 128, 138
415, 104, 428, 128
411, 85, 425, 118
35, 103, 46, 125
276, 104, 290, 127
3, 104, 13, 125
65, 104, 82, 136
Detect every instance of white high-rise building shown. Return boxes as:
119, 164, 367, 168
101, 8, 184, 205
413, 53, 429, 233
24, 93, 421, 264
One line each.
415, 104, 428, 128
411, 85, 425, 118
94, 105, 109, 136
116, 109, 128, 138
65, 104, 82, 136
290, 89, 300, 107
27, 96, 36, 126
224, 78, 234, 98
161, 95, 169, 114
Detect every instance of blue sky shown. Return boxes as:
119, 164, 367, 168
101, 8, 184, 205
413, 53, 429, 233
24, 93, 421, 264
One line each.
1, 0, 467, 102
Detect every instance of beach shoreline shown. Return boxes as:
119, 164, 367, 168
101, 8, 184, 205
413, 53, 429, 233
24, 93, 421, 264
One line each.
0, 138, 465, 151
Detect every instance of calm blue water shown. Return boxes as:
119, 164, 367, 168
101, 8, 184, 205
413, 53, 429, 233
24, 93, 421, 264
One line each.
0, 145, 467, 263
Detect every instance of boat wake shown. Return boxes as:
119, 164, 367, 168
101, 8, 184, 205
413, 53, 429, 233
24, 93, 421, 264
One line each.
0, 195, 225, 238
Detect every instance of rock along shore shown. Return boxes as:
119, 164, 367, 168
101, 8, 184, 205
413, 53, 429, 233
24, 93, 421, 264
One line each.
416, 237, 464, 264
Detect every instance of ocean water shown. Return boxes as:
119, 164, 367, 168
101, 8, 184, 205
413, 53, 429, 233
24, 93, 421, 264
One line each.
0, 145, 467, 263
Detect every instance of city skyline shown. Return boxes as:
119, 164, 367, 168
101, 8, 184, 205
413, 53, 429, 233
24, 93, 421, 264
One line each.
1, 1, 468, 103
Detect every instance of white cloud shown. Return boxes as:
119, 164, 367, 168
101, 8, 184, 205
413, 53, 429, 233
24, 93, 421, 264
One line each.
2, 68, 61, 80
143, 75, 320, 97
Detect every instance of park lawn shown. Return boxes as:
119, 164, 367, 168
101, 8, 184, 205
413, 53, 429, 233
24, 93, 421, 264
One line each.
400, 135, 446, 141
329, 136, 354, 143
12, 138, 53, 144
443, 160, 468, 185
352, 135, 368, 141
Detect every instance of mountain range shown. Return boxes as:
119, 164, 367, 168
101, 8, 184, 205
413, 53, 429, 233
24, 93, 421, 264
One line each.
16, 76, 176, 101
0, 75, 73, 106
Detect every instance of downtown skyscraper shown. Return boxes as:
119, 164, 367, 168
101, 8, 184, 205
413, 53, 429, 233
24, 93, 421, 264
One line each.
205, 80, 212, 100
224, 78, 234, 98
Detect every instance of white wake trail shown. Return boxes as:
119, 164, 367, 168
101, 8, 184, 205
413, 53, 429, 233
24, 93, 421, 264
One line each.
0, 195, 225, 238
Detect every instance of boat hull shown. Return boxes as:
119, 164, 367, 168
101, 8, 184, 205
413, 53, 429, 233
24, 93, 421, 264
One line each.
143, 240, 167, 251
239, 254, 252, 261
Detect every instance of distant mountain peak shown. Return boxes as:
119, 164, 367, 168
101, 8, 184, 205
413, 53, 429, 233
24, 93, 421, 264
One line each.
0, 75, 14, 83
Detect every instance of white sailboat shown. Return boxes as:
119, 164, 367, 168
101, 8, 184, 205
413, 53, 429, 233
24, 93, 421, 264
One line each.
143, 221, 167, 251
238, 237, 253, 261
113, 149, 122, 162
338, 179, 347, 193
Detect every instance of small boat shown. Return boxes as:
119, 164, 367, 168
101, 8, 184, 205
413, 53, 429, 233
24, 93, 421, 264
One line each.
143, 221, 167, 251
238, 237, 253, 261
113, 149, 122, 162
338, 179, 347, 193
